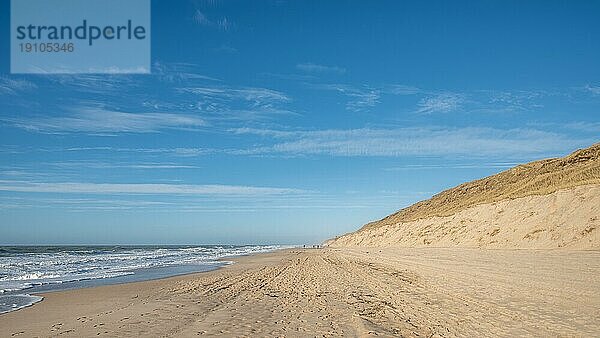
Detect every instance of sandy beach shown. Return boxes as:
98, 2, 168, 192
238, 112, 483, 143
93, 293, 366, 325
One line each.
1, 247, 599, 337
2, 1, 599, 337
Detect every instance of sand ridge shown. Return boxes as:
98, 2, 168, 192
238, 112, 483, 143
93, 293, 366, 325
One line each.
328, 143, 600, 248
366, 142, 599, 226
329, 184, 600, 249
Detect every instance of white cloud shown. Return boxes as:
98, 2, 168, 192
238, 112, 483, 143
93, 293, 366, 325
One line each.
0, 180, 303, 196
48, 74, 136, 95
88, 66, 150, 74
346, 90, 380, 112
584, 84, 600, 95
474, 89, 549, 113
383, 162, 520, 170
313, 84, 380, 112
296, 63, 346, 74
212, 44, 238, 53
47, 62, 218, 94
181, 87, 289, 103
0, 77, 37, 95
22, 65, 149, 74
47, 161, 200, 169
179, 86, 290, 112
310, 83, 421, 112
309, 84, 559, 114
193, 10, 232, 31
564, 121, 600, 133
152, 61, 221, 82
416, 93, 463, 114
383, 84, 421, 95
28, 146, 215, 157
0, 194, 390, 211
8, 108, 206, 134
216, 17, 232, 31
193, 10, 211, 25
231, 126, 591, 158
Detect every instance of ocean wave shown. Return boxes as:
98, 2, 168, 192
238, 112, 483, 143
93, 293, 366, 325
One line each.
0, 294, 43, 314
0, 245, 287, 296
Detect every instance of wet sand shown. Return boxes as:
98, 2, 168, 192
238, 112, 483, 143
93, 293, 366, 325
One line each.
1, 248, 599, 337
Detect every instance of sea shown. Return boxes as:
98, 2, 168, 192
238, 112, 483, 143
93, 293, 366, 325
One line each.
0, 245, 287, 314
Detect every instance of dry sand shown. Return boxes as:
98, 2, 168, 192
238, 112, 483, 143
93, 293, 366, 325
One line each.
368, 142, 600, 225
328, 143, 600, 249
1, 248, 599, 337
328, 184, 600, 249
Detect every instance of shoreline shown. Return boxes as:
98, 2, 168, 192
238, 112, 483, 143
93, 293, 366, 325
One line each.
1, 247, 599, 337
0, 245, 290, 316
0, 248, 290, 316
0, 248, 302, 337
28, 248, 286, 295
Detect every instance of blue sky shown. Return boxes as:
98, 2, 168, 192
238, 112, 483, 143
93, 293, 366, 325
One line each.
0, 0, 599, 245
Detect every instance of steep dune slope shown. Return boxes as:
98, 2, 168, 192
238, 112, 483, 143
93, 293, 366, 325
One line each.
328, 143, 600, 249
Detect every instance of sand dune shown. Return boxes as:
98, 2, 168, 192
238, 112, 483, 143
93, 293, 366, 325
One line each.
329, 185, 599, 249
328, 143, 600, 249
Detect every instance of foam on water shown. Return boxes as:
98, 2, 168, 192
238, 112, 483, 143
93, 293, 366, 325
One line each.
0, 245, 286, 314
0, 294, 43, 314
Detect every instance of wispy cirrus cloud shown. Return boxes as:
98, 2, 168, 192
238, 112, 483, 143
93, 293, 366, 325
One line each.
0, 180, 304, 196
127, 77, 297, 123
8, 123, 595, 161
564, 121, 600, 133
416, 93, 464, 114
527, 121, 600, 134
4, 146, 216, 157
345, 90, 380, 112
0, 76, 37, 95
177, 86, 294, 120
230, 126, 592, 158
152, 61, 221, 83
47, 74, 137, 95
6, 108, 206, 134
311, 83, 424, 112
296, 63, 346, 74
46, 161, 200, 170
383, 84, 421, 95
212, 44, 238, 54
584, 84, 600, 96
7, 63, 295, 128
193, 10, 232, 31
313, 84, 380, 112
0, 194, 400, 212
383, 162, 520, 170
180, 86, 290, 106
310, 83, 560, 114
46, 62, 218, 95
